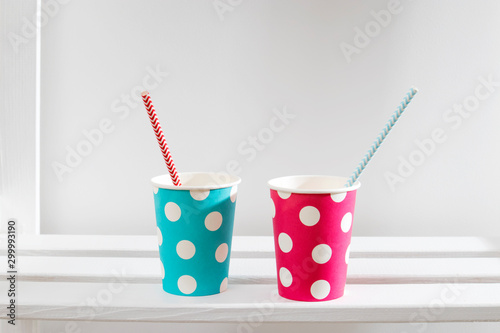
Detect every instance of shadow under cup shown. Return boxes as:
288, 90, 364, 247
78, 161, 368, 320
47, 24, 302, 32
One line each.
151, 172, 240, 296
268, 175, 361, 302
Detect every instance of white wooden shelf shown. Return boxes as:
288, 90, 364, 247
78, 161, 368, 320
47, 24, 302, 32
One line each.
2, 282, 499, 323
0, 235, 499, 323
1, 256, 500, 285
2, 235, 499, 258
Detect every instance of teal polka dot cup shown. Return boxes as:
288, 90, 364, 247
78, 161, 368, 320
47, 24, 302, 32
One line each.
151, 172, 241, 296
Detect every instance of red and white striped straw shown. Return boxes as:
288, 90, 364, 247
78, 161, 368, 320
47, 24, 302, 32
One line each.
141, 91, 182, 186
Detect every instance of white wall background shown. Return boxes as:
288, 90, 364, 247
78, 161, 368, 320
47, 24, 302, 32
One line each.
41, 0, 500, 237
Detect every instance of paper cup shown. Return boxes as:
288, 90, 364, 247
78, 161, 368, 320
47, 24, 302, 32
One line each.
151, 172, 241, 296
268, 175, 360, 302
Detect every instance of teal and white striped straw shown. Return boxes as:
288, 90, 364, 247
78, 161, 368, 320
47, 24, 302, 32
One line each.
345, 87, 418, 187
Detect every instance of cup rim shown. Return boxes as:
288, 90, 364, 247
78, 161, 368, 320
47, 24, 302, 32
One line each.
151, 172, 241, 190
268, 175, 360, 194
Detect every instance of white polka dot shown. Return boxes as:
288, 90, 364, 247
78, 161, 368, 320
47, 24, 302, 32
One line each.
312, 244, 332, 264
220, 277, 228, 292
279, 267, 293, 287
331, 192, 346, 203
178, 275, 197, 295
153, 186, 159, 194
190, 190, 210, 201
205, 211, 223, 231
345, 244, 351, 265
277, 191, 291, 199
157, 227, 163, 246
215, 243, 229, 263
299, 206, 320, 226
278, 233, 293, 253
165, 202, 181, 222
161, 261, 165, 279
176, 240, 196, 260
230, 186, 237, 203
341, 212, 353, 233
311, 280, 331, 300
271, 200, 276, 218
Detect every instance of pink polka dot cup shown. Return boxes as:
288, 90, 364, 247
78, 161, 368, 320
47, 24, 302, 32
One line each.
269, 175, 361, 302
